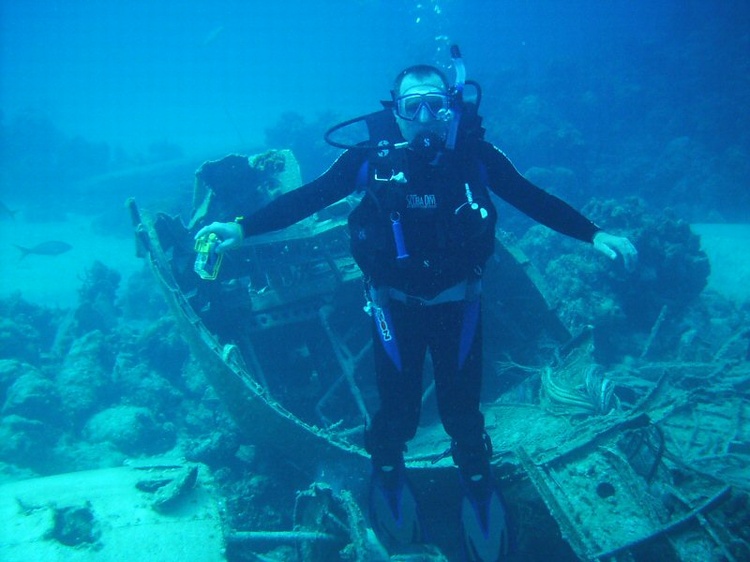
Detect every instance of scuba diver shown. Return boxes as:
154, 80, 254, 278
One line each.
195, 47, 637, 561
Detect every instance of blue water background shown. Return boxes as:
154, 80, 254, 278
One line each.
1, 3, 749, 559
2, 1, 747, 199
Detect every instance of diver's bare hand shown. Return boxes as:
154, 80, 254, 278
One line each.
194, 221, 243, 253
593, 231, 638, 271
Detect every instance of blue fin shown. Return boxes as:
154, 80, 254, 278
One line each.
460, 477, 510, 562
369, 466, 424, 548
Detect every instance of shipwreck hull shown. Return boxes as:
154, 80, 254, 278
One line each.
127, 204, 567, 466
129, 149, 749, 561
130, 202, 365, 464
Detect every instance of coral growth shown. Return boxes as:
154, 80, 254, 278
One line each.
0, 260, 235, 479
519, 197, 711, 362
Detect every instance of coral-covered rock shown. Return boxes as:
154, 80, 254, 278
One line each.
2, 371, 62, 424
56, 330, 115, 425
119, 268, 167, 321
0, 295, 62, 364
0, 359, 28, 399
133, 317, 189, 383
83, 405, 176, 456
51, 440, 125, 472
74, 261, 122, 335
185, 430, 240, 468
519, 197, 710, 361
0, 414, 59, 470
0, 317, 41, 365
112, 353, 186, 414
583, 198, 710, 326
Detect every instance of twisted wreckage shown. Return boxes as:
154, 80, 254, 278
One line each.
128, 150, 750, 561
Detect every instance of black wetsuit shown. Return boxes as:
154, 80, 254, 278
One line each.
241, 140, 599, 477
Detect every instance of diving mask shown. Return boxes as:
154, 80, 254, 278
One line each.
394, 92, 452, 121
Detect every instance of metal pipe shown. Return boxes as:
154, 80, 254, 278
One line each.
226, 530, 338, 545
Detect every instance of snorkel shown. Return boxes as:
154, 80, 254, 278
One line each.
444, 44, 465, 151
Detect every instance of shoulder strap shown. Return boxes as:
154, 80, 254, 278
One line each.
356, 160, 370, 191
363, 109, 404, 148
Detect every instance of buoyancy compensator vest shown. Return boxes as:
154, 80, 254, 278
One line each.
347, 132, 498, 297
325, 45, 496, 297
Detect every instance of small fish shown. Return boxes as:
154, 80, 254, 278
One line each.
14, 241, 73, 260
0, 202, 18, 221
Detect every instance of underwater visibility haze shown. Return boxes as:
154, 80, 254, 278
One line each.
0, 1, 749, 561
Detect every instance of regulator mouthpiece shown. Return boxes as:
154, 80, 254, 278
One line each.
410, 131, 443, 160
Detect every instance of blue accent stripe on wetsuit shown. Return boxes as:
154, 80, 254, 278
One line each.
374, 306, 402, 371
458, 300, 480, 369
